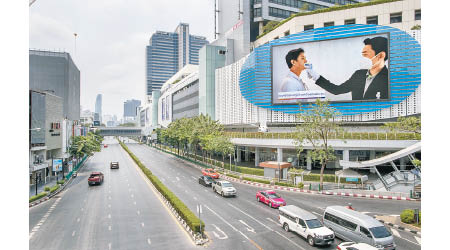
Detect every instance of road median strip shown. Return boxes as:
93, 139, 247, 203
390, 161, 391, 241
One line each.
119, 141, 207, 245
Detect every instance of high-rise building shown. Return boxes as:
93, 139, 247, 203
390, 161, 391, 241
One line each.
29, 50, 80, 120
95, 94, 102, 123
124, 99, 142, 120
146, 23, 209, 96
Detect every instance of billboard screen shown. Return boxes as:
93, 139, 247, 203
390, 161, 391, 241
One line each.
52, 159, 63, 172
271, 33, 390, 105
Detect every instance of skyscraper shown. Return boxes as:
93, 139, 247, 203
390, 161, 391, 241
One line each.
146, 23, 209, 96
95, 94, 102, 123
123, 99, 141, 121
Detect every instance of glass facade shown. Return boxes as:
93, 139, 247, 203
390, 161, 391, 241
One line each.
146, 24, 208, 95
366, 15, 378, 25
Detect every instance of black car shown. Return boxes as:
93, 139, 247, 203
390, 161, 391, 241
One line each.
198, 175, 214, 187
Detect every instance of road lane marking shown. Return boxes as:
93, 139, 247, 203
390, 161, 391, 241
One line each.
81, 208, 84, 211
72, 231, 76, 236
137, 210, 140, 215
204, 190, 208, 192
77, 218, 80, 222
211, 224, 228, 239
108, 196, 111, 200
266, 218, 280, 225
193, 197, 198, 201
141, 222, 145, 227
133, 201, 136, 205
108, 243, 112, 250
29, 232, 34, 239
227, 203, 306, 250
191, 176, 196, 180
108, 204, 111, 208
176, 177, 180, 181
147, 238, 151, 245
131, 194, 134, 198
391, 228, 401, 238
204, 205, 250, 241
312, 211, 322, 217
108, 214, 111, 219
109, 226, 111, 231
239, 220, 256, 233
415, 236, 421, 244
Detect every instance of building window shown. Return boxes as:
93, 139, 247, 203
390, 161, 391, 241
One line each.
274, 36, 279, 40
284, 30, 290, 36
366, 16, 378, 25
390, 12, 402, 24
269, 7, 295, 19
344, 19, 356, 25
254, 0, 262, 4
254, 8, 262, 17
304, 24, 314, 31
415, 9, 421, 20
324, 21, 334, 27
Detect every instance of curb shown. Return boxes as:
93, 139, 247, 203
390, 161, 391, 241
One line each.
29, 157, 90, 208
150, 146, 418, 202
376, 219, 421, 235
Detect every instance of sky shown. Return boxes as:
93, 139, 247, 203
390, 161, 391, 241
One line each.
30, 0, 215, 119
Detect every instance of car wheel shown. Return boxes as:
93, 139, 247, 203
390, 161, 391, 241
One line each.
307, 236, 314, 246
257, 197, 260, 202
283, 223, 289, 232
221, 192, 224, 197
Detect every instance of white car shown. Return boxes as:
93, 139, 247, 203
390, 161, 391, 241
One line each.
212, 180, 237, 197
279, 205, 334, 246
337, 242, 380, 250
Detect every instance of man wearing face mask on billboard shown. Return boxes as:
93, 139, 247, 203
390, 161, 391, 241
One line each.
306, 36, 388, 100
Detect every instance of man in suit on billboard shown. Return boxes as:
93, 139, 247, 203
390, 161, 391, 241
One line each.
306, 36, 389, 100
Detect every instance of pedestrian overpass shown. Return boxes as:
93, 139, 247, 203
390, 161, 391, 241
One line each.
97, 127, 142, 136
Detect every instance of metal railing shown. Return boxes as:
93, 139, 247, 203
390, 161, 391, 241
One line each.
225, 132, 421, 141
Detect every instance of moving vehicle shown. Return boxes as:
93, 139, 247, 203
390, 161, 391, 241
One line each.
212, 180, 236, 197
256, 190, 286, 208
110, 161, 119, 169
279, 205, 334, 246
323, 206, 396, 250
337, 242, 380, 250
88, 172, 104, 185
202, 168, 219, 179
72, 171, 77, 177
104, 144, 108, 148
198, 175, 214, 187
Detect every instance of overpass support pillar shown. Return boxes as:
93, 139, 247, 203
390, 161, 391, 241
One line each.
400, 157, 406, 170
244, 147, 249, 162
306, 153, 312, 170
255, 147, 260, 167
370, 150, 376, 173
236, 147, 241, 163
343, 150, 350, 161
277, 148, 283, 163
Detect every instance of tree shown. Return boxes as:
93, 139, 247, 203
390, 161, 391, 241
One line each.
262, 21, 280, 34
293, 99, 344, 189
384, 116, 421, 134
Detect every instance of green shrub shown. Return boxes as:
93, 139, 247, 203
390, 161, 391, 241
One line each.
44, 186, 50, 192
227, 173, 240, 179
29, 192, 48, 203
401, 209, 420, 224
49, 184, 60, 193
57, 180, 65, 185
275, 182, 296, 187
297, 182, 304, 189
243, 177, 271, 184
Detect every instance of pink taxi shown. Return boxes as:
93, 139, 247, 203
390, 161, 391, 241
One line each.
256, 190, 286, 208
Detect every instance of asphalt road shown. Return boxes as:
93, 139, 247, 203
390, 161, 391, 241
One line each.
127, 143, 422, 250
29, 137, 198, 250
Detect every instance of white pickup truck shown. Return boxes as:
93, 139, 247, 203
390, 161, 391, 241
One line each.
212, 180, 237, 197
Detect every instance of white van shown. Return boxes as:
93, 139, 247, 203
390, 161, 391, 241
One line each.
279, 205, 335, 246
323, 206, 396, 250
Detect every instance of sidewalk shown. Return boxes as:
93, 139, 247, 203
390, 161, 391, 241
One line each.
376, 215, 421, 235
29, 175, 62, 198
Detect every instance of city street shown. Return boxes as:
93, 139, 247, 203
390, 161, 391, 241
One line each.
127, 142, 422, 250
29, 138, 197, 250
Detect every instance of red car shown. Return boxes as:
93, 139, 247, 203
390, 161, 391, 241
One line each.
202, 168, 219, 179
256, 190, 286, 208
88, 172, 104, 185
104, 144, 108, 148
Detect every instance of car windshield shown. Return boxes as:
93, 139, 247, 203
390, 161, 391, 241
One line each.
267, 193, 280, 199
222, 183, 233, 187
369, 226, 392, 238
305, 219, 323, 229
205, 176, 213, 181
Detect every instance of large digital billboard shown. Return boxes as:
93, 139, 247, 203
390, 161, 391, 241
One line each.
271, 33, 390, 105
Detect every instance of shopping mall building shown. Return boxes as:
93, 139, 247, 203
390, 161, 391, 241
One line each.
144, 0, 421, 187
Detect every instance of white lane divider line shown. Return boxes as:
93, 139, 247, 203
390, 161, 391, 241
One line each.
391, 228, 401, 238
72, 231, 76, 237
193, 197, 198, 201
239, 220, 256, 233
318, 207, 325, 211
266, 218, 280, 225
108, 242, 112, 250
176, 177, 180, 181
109, 226, 112, 231
211, 224, 228, 239
191, 176, 196, 180
77, 218, 80, 223
133, 201, 136, 205
108, 196, 111, 200
29, 232, 34, 239
312, 211, 322, 217
204, 205, 250, 241
108, 214, 111, 219
81, 208, 84, 211
137, 210, 140, 215
131, 194, 134, 198
147, 238, 151, 245
204, 190, 208, 192
141, 222, 145, 227
108, 204, 111, 208
414, 236, 421, 244
361, 212, 371, 214
227, 203, 306, 250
